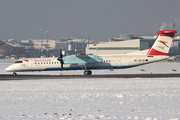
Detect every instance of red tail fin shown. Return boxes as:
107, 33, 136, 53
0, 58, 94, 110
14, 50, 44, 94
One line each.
146, 30, 177, 56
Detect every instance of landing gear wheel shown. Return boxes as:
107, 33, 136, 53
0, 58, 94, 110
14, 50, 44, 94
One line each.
84, 70, 92, 75
88, 70, 92, 75
13, 72, 17, 76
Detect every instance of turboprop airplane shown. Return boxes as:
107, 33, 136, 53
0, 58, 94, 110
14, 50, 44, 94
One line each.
5, 30, 177, 75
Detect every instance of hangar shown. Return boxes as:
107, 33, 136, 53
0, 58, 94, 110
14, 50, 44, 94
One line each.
0, 42, 25, 58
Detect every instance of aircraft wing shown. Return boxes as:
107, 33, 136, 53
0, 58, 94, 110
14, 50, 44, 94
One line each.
63, 53, 103, 66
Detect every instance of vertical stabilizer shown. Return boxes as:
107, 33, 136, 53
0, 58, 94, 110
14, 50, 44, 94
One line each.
146, 30, 177, 56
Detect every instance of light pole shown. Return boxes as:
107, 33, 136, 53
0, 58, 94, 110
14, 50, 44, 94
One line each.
87, 32, 89, 47
46, 31, 49, 57
81, 33, 84, 51
74, 28, 77, 51
74, 28, 77, 38
41, 29, 43, 55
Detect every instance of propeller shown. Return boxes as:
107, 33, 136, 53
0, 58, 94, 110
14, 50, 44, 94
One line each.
57, 48, 64, 70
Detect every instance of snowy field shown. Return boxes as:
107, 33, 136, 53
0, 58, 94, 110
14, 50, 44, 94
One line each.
0, 60, 180, 120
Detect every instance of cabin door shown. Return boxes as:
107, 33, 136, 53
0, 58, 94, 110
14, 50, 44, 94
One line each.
116, 57, 121, 66
28, 60, 33, 70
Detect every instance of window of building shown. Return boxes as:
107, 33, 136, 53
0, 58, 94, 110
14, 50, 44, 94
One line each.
89, 48, 96, 50
89, 47, 139, 50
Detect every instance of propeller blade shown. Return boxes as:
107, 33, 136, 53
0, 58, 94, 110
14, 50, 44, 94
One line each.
57, 48, 64, 70
60, 48, 62, 58
61, 62, 63, 70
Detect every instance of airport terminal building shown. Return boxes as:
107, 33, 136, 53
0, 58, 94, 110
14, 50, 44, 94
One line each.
86, 33, 180, 56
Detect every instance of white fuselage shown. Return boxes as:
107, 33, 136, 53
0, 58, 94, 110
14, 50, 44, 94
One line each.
5, 55, 169, 72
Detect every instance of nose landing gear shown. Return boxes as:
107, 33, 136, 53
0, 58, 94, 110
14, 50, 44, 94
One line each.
13, 71, 17, 76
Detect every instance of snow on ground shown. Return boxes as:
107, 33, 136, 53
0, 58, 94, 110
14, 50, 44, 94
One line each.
0, 60, 180, 120
0, 78, 180, 120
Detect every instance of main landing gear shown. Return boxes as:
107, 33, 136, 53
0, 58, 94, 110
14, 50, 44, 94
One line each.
84, 70, 92, 75
81, 66, 92, 75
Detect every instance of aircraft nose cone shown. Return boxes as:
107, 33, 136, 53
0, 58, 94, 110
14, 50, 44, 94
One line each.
5, 66, 13, 72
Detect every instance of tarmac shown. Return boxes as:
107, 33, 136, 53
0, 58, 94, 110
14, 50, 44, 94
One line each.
0, 74, 180, 80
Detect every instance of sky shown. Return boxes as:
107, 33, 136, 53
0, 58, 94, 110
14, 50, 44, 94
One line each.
0, 0, 180, 43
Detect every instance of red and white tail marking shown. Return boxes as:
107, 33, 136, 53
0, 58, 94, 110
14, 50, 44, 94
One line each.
146, 30, 177, 56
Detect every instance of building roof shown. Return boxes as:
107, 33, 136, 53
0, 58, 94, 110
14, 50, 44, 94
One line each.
4, 42, 24, 48
111, 35, 180, 42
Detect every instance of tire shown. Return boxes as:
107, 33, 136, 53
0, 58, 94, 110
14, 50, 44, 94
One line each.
88, 71, 92, 75
84, 70, 92, 75
13, 72, 17, 76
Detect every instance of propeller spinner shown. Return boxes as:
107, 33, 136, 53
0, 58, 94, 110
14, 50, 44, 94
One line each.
57, 48, 64, 70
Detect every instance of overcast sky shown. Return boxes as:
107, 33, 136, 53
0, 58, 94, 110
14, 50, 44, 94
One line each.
0, 0, 180, 43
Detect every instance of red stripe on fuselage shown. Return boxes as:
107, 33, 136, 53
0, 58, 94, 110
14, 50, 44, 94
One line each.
146, 48, 168, 56
23, 59, 29, 62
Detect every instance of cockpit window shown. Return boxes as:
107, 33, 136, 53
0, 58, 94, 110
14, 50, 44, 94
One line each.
15, 61, 22, 63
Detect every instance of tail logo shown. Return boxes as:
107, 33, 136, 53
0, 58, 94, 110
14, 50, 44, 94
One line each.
158, 40, 169, 48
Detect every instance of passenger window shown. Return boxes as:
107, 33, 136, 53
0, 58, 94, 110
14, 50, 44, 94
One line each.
52, 62, 53, 64
46, 62, 48, 64
41, 62, 43, 64
54, 62, 56, 64
49, 62, 51, 64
